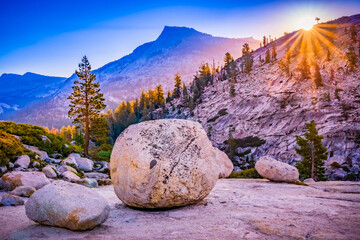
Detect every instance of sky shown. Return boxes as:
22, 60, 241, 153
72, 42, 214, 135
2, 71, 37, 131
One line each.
0, 0, 359, 77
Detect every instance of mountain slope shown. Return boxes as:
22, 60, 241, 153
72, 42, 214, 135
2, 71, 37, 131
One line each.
163, 14, 360, 180
0, 72, 67, 118
7, 26, 260, 127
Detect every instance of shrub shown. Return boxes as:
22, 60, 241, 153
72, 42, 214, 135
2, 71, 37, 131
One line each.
218, 108, 228, 116
0, 130, 27, 166
330, 162, 341, 168
228, 168, 262, 179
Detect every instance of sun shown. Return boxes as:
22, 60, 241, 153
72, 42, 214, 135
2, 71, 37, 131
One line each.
302, 22, 314, 31
295, 15, 315, 31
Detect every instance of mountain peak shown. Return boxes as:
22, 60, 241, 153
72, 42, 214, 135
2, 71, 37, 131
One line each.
157, 26, 210, 41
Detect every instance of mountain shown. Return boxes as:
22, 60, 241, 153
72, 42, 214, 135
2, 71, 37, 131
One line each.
5, 26, 260, 127
161, 14, 360, 180
0, 72, 67, 118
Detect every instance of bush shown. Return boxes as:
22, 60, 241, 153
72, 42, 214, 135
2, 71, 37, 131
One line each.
0, 130, 26, 166
228, 168, 262, 179
330, 162, 341, 168
224, 136, 266, 148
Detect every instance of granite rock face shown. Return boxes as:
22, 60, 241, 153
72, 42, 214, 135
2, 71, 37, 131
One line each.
110, 119, 232, 208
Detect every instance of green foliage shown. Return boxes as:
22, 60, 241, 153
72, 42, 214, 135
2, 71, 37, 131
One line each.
229, 168, 262, 179
224, 136, 266, 148
173, 73, 182, 98
242, 43, 253, 73
0, 121, 74, 157
90, 116, 109, 145
295, 120, 327, 181
89, 143, 112, 162
0, 130, 27, 166
224, 52, 234, 66
330, 162, 341, 168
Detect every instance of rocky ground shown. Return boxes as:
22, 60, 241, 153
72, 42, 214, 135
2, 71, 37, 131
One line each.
1, 179, 359, 240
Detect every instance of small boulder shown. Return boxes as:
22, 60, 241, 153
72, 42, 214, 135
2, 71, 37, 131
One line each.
58, 165, 77, 174
1, 171, 50, 190
1, 194, 25, 206
25, 181, 110, 230
110, 119, 223, 208
76, 178, 98, 188
75, 157, 94, 172
304, 178, 315, 184
0, 166, 7, 174
32, 161, 41, 168
11, 186, 36, 197
84, 172, 109, 180
42, 166, 57, 178
61, 157, 78, 168
14, 155, 30, 168
23, 145, 48, 160
69, 153, 81, 158
255, 156, 299, 183
62, 171, 81, 182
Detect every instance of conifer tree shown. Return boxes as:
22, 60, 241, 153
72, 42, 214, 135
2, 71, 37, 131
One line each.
314, 63, 323, 87
182, 82, 189, 106
263, 36, 267, 46
173, 73, 182, 98
242, 43, 253, 73
154, 84, 165, 108
299, 56, 310, 80
295, 120, 327, 181
346, 46, 358, 69
90, 116, 109, 145
166, 91, 172, 103
349, 25, 357, 43
68, 56, 106, 155
271, 43, 277, 61
229, 84, 236, 97
224, 52, 234, 66
265, 49, 271, 63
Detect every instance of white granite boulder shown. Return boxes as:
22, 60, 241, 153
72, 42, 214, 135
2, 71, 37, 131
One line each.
14, 155, 30, 168
10, 186, 36, 197
75, 157, 94, 172
1, 171, 50, 190
255, 156, 299, 182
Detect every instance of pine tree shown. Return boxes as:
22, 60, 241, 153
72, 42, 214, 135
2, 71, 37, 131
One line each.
154, 84, 165, 108
182, 82, 189, 106
346, 46, 358, 69
271, 43, 277, 61
166, 90, 172, 103
229, 84, 236, 97
265, 49, 271, 63
68, 56, 106, 155
314, 63, 323, 87
295, 120, 327, 181
224, 52, 234, 66
242, 43, 253, 73
299, 56, 310, 80
90, 116, 109, 145
173, 73, 182, 98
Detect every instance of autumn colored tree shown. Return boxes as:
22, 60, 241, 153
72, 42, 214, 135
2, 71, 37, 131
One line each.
173, 73, 182, 98
271, 43, 277, 61
265, 49, 271, 63
224, 52, 234, 66
68, 56, 106, 155
314, 63, 323, 87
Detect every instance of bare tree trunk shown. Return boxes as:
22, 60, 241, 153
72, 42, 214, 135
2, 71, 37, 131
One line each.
309, 143, 315, 180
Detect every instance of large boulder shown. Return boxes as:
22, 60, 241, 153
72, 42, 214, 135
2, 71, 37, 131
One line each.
255, 156, 299, 182
1, 194, 25, 206
110, 119, 228, 208
214, 148, 233, 178
61, 156, 78, 168
75, 158, 94, 172
58, 165, 76, 174
14, 155, 30, 168
23, 144, 48, 160
25, 181, 110, 230
1, 171, 50, 190
11, 186, 36, 197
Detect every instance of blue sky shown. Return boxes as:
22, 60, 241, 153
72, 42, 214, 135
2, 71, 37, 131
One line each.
0, 0, 359, 77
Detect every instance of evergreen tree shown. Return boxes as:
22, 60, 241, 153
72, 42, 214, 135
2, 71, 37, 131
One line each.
271, 43, 277, 61
173, 73, 182, 98
242, 43, 253, 73
314, 63, 323, 87
224, 52, 234, 66
68, 56, 106, 155
265, 49, 271, 63
154, 84, 165, 108
295, 120, 327, 181
299, 56, 310, 80
263, 36, 267, 46
229, 84, 236, 97
90, 116, 109, 145
166, 90, 172, 103
346, 46, 358, 69
182, 82, 189, 106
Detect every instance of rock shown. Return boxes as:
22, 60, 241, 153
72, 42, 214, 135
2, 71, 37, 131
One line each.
9, 162, 14, 169
10, 186, 36, 197
14, 155, 30, 168
255, 156, 299, 183
69, 153, 81, 158
32, 161, 41, 168
52, 159, 62, 164
1, 194, 25, 206
75, 157, 94, 172
97, 179, 112, 186
25, 181, 110, 230
304, 178, 315, 184
1, 171, 50, 190
110, 119, 224, 208
84, 172, 109, 180
76, 178, 98, 188
0, 166, 7, 174
62, 171, 81, 182
42, 166, 57, 178
23, 144, 48, 160
61, 156, 78, 168
51, 153, 63, 159
58, 165, 77, 174
45, 158, 54, 163
97, 161, 110, 173
214, 148, 233, 178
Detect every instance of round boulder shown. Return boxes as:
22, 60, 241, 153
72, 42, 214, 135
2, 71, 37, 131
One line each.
62, 171, 80, 182
42, 166, 57, 178
25, 181, 110, 230
1, 171, 50, 190
14, 155, 30, 168
255, 156, 299, 182
10, 186, 36, 197
1, 194, 25, 206
75, 157, 94, 172
110, 119, 230, 208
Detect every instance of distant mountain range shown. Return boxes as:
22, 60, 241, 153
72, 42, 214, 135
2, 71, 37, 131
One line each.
0, 26, 260, 127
